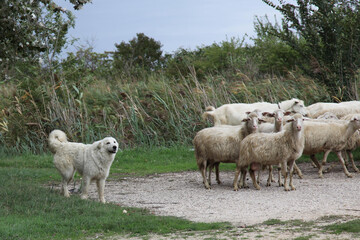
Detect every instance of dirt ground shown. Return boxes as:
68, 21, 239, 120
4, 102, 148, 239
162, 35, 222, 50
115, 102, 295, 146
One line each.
83, 162, 360, 239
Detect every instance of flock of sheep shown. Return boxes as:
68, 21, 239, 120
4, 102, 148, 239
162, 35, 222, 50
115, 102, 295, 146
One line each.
194, 99, 360, 191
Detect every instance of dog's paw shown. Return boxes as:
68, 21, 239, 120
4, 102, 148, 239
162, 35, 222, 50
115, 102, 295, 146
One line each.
80, 194, 89, 200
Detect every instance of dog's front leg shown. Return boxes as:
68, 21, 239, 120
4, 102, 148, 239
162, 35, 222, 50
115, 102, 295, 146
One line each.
80, 176, 90, 200
96, 179, 106, 203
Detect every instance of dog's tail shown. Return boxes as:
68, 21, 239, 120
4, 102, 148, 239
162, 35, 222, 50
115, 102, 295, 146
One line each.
48, 129, 68, 153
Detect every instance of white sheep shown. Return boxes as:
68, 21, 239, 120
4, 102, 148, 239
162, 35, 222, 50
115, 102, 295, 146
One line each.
257, 110, 303, 187
302, 115, 360, 178
202, 98, 307, 126
234, 114, 305, 191
193, 112, 261, 189
307, 101, 360, 119
323, 114, 360, 174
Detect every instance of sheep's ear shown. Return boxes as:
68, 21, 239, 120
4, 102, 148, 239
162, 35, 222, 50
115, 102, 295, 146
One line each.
351, 116, 359, 122
242, 118, 249, 122
259, 119, 266, 123
262, 112, 272, 117
294, 100, 299, 104
245, 111, 251, 115
96, 141, 102, 149
286, 118, 295, 122
284, 111, 292, 116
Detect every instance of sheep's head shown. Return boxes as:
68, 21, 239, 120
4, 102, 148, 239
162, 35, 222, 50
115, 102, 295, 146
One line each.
286, 113, 304, 132
350, 115, 360, 129
264, 109, 291, 123
290, 99, 308, 116
243, 112, 264, 132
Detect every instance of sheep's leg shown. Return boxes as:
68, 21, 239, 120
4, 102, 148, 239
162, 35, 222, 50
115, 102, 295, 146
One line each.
233, 165, 241, 191
310, 154, 321, 169
343, 150, 350, 168
277, 164, 283, 187
288, 160, 296, 191
239, 168, 248, 189
318, 150, 331, 178
321, 150, 331, 166
336, 151, 353, 178
266, 165, 273, 186
200, 160, 211, 189
270, 165, 276, 182
293, 162, 303, 179
208, 164, 213, 186
249, 168, 261, 190
256, 166, 261, 185
215, 163, 221, 184
347, 151, 360, 173
281, 161, 290, 191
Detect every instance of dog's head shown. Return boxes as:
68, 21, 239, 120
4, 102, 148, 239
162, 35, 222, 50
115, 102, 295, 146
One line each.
97, 137, 119, 154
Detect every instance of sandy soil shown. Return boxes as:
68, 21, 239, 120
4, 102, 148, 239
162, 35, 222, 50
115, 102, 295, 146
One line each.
81, 162, 360, 239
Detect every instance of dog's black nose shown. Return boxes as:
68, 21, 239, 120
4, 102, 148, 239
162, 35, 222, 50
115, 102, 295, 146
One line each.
113, 146, 117, 150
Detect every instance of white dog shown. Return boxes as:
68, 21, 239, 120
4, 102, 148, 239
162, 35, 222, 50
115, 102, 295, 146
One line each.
48, 129, 119, 203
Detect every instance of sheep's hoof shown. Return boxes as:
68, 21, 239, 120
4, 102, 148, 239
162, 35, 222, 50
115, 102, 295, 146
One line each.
284, 188, 290, 191
354, 168, 360, 173
291, 186, 296, 191
346, 174, 353, 178
298, 174, 304, 179
217, 180, 221, 185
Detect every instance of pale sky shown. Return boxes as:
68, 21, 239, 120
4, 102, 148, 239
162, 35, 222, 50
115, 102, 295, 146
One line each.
59, 0, 279, 55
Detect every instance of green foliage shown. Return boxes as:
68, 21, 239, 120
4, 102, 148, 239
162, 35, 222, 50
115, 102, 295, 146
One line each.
113, 33, 166, 75
0, 0, 76, 69
0, 61, 331, 153
324, 219, 360, 234
61, 45, 114, 82
251, 16, 301, 74
261, 0, 360, 99
166, 37, 247, 79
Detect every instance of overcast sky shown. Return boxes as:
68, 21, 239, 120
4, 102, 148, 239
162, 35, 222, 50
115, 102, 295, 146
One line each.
59, 0, 279, 55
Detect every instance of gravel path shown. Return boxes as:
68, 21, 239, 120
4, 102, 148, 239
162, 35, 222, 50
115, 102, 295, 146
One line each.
86, 162, 360, 226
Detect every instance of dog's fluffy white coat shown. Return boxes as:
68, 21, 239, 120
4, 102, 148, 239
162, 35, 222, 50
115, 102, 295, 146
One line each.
48, 129, 119, 203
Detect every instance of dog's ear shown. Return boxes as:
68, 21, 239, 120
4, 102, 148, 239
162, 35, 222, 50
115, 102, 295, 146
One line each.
96, 141, 102, 149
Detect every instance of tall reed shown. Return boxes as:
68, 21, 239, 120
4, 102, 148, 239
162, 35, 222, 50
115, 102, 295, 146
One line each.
0, 69, 330, 153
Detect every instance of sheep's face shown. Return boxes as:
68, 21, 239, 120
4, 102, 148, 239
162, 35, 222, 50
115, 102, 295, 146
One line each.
287, 114, 304, 132
351, 115, 360, 130
291, 100, 308, 116
243, 113, 260, 133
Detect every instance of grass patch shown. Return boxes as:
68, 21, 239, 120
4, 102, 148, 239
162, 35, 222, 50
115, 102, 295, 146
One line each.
0, 146, 232, 239
293, 236, 314, 240
263, 219, 285, 226
324, 219, 360, 234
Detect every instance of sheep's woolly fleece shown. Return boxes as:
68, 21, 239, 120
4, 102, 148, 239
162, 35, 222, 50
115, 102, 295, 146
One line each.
76, 162, 360, 226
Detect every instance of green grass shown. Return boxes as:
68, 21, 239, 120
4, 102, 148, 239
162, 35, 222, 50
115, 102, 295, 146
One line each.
2, 146, 360, 239
0, 146, 231, 240
324, 219, 360, 234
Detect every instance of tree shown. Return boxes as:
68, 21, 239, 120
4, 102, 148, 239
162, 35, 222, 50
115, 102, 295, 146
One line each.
113, 33, 164, 73
0, 0, 91, 77
261, 0, 360, 99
